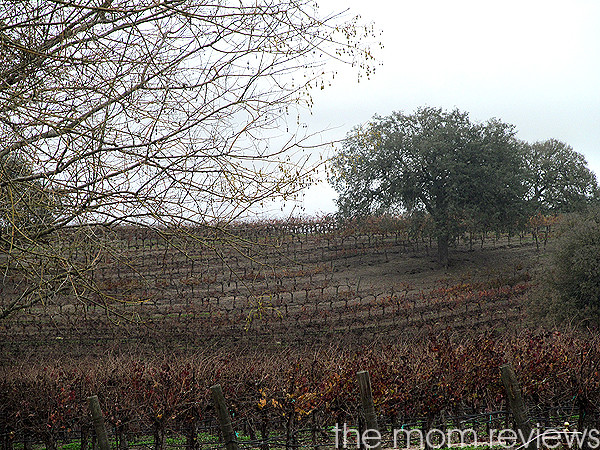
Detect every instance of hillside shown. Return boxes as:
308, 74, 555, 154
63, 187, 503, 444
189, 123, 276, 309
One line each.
0, 220, 545, 360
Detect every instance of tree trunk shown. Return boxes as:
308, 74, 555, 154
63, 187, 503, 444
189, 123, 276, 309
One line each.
437, 233, 449, 267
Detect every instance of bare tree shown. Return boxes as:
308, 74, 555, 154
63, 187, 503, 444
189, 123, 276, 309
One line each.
0, 0, 378, 321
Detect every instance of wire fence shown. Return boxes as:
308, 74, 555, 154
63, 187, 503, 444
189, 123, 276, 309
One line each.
1, 405, 593, 450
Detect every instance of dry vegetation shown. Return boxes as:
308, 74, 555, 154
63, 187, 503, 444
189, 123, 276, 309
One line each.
0, 217, 542, 359
4, 217, 592, 449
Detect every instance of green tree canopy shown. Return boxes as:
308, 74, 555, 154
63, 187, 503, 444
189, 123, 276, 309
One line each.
329, 107, 525, 266
521, 139, 599, 214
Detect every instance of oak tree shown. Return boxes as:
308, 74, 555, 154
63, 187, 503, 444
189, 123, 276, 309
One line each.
521, 139, 599, 214
330, 107, 524, 266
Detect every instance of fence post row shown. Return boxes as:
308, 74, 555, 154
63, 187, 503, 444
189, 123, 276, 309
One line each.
78, 366, 532, 450
211, 384, 239, 450
87, 395, 111, 450
500, 364, 534, 450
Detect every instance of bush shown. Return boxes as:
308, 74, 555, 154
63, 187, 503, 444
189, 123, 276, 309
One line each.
533, 208, 600, 325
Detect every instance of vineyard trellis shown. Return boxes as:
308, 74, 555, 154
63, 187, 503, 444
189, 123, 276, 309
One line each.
2, 333, 600, 449
0, 215, 574, 450
0, 215, 553, 356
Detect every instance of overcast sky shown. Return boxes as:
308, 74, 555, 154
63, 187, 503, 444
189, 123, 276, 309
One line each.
271, 0, 600, 217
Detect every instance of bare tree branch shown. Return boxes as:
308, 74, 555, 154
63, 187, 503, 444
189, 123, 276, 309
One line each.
0, 0, 379, 321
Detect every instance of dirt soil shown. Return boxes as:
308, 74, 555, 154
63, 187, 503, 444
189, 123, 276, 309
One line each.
0, 229, 546, 358
323, 240, 541, 297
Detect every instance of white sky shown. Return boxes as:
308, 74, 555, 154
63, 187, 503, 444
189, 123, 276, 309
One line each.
268, 0, 600, 217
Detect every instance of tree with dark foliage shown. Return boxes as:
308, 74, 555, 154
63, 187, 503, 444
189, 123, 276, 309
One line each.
330, 107, 525, 266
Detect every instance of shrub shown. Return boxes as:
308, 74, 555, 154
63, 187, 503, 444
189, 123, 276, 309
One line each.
533, 208, 600, 325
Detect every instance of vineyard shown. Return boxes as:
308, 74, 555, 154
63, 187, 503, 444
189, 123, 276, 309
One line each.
2, 214, 593, 450
0, 215, 550, 357
2, 331, 600, 449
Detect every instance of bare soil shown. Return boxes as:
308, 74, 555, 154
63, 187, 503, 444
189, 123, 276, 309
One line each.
0, 229, 544, 359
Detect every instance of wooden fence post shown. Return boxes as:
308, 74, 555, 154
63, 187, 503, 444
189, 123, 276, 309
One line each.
357, 370, 381, 450
87, 396, 110, 450
500, 364, 534, 449
210, 384, 239, 450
